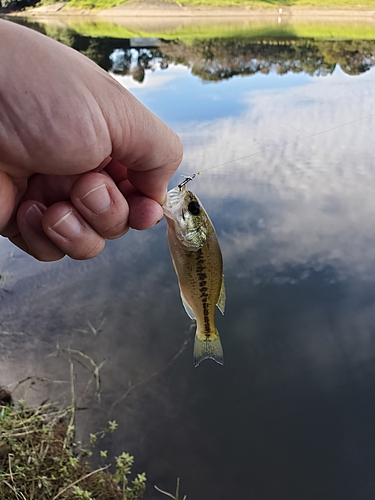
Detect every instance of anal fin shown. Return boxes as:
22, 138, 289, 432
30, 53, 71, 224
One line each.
216, 275, 226, 315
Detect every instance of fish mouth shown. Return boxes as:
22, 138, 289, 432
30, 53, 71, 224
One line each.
163, 186, 185, 211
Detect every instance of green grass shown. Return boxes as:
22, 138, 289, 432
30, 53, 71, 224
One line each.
65, 0, 124, 9
65, 20, 139, 37
144, 21, 375, 41
55, 17, 375, 41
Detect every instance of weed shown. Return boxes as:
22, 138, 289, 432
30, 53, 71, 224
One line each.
155, 478, 187, 500
0, 389, 146, 500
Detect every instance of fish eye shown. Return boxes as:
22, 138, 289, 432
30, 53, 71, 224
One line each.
188, 201, 201, 216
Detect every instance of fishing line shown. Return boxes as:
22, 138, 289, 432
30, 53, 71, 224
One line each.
194, 112, 375, 176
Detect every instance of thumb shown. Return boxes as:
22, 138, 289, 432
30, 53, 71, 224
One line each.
104, 89, 183, 205
0, 172, 17, 234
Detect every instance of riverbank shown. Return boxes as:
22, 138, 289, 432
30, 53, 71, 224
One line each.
7, 0, 375, 18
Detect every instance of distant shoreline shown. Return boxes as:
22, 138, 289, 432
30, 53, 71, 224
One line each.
5, 1, 375, 19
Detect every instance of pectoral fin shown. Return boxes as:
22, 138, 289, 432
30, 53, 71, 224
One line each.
216, 275, 226, 315
180, 290, 196, 320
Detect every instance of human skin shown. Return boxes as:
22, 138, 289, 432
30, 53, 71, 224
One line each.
0, 20, 183, 261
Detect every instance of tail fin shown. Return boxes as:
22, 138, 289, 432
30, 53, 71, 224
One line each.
193, 329, 224, 367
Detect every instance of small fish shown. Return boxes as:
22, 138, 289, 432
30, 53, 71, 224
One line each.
163, 183, 225, 367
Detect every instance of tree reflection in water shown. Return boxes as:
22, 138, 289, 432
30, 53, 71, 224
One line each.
75, 37, 375, 80
7, 19, 375, 80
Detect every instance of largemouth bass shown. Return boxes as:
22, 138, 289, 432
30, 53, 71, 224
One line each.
163, 184, 225, 367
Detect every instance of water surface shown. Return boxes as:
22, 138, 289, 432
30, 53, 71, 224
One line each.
1, 17, 375, 500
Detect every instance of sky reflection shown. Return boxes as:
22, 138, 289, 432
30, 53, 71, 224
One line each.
114, 62, 375, 283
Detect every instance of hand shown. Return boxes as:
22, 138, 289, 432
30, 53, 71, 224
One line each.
0, 20, 182, 261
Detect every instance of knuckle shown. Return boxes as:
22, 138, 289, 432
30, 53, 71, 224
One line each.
68, 237, 105, 261
100, 219, 129, 239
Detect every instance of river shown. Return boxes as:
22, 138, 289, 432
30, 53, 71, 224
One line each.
1, 15, 375, 499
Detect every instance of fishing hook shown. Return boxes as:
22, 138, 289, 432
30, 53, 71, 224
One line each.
178, 172, 200, 190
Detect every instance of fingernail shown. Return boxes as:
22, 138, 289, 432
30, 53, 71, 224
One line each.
25, 204, 45, 231
79, 184, 111, 214
51, 210, 82, 239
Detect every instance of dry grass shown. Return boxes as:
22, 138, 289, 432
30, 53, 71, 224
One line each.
0, 375, 146, 500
